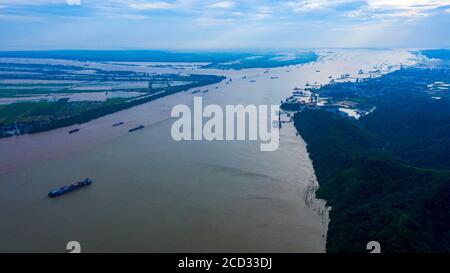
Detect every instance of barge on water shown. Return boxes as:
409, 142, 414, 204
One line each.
128, 125, 144, 132
48, 179, 93, 198
69, 129, 80, 134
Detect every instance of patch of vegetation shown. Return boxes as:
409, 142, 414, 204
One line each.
293, 67, 450, 252
0, 99, 97, 124
0, 50, 319, 69
280, 101, 305, 111
0, 72, 225, 136
204, 52, 318, 70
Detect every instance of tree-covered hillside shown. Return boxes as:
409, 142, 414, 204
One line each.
293, 67, 450, 252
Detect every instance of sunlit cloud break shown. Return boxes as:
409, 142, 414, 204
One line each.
209, 1, 235, 9
0, 0, 449, 49
66, 0, 81, 6
129, 1, 176, 10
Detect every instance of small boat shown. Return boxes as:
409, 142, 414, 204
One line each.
113, 122, 124, 127
48, 179, 93, 198
69, 129, 80, 134
128, 125, 144, 132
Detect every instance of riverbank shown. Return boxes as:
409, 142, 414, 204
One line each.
0, 49, 416, 252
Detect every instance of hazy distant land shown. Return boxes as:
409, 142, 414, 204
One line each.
0, 50, 319, 70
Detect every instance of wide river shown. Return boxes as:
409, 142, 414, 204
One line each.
0, 49, 416, 252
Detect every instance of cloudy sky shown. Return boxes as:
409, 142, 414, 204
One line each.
0, 0, 449, 50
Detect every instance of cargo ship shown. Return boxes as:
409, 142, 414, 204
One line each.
69, 128, 80, 134
113, 122, 124, 127
48, 179, 93, 198
128, 125, 144, 132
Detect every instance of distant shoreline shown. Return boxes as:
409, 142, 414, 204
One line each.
0, 50, 319, 70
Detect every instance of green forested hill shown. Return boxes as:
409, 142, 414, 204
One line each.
293, 67, 450, 253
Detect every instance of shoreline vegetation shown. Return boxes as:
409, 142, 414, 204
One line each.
291, 54, 450, 252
